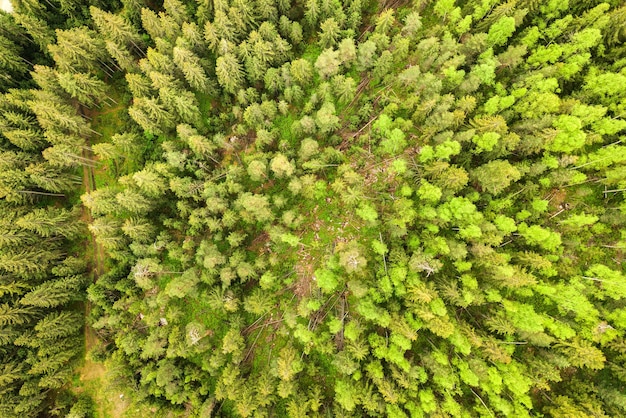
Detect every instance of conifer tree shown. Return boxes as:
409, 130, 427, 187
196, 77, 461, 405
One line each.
173, 46, 210, 92
12, 13, 54, 53
57, 72, 107, 107
48, 27, 107, 73
90, 6, 144, 54
20, 275, 84, 308
216, 53, 245, 94
16, 207, 82, 238
1, 1, 623, 416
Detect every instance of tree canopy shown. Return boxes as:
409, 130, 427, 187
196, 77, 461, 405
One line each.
1, 0, 626, 416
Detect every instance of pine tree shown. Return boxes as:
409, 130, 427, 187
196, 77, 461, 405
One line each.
115, 189, 154, 214
28, 94, 90, 136
173, 46, 209, 92
122, 217, 156, 242
331, 74, 356, 104
0, 248, 61, 276
315, 48, 340, 79
0, 36, 28, 83
20, 275, 84, 308
181, 21, 205, 50
140, 8, 181, 42
318, 17, 340, 49
375, 8, 396, 35
235, 193, 274, 223
42, 144, 95, 169
34, 311, 83, 341
58, 72, 108, 107
216, 53, 244, 94
290, 58, 313, 86
81, 188, 119, 216
30, 65, 64, 96
128, 97, 176, 135
163, 0, 190, 25
16, 207, 82, 238
3, 128, 45, 152
132, 167, 168, 197
12, 13, 54, 52
48, 27, 107, 73
158, 87, 201, 125
0, 303, 37, 326
125, 72, 154, 97
105, 40, 138, 71
472, 160, 521, 195
90, 6, 144, 54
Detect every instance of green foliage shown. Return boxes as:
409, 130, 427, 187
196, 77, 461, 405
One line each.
4, 0, 625, 417
487, 16, 517, 47
473, 160, 521, 195
313, 268, 336, 293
